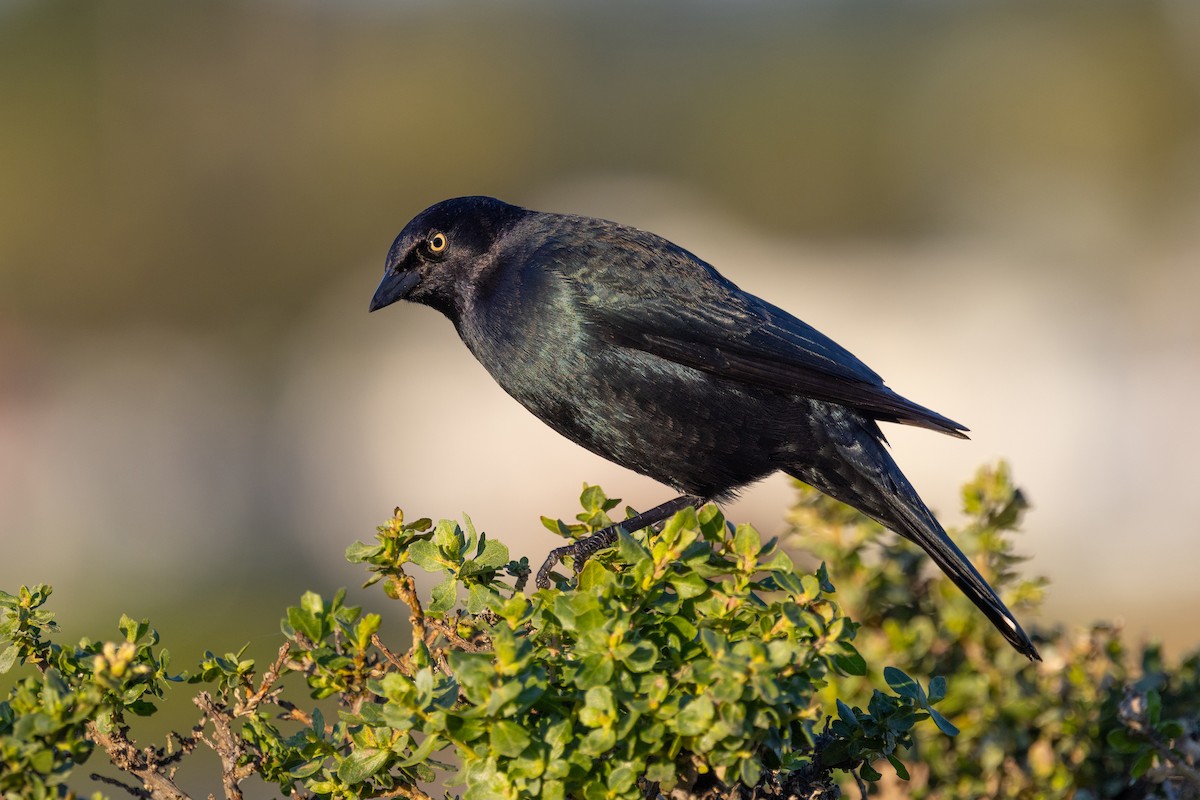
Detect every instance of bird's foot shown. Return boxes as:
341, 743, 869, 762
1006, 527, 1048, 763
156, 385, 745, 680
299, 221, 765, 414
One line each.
535, 526, 621, 589
534, 494, 705, 590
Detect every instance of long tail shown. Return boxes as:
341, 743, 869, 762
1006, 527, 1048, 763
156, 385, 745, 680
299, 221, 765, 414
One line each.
787, 423, 1040, 661
881, 484, 1039, 661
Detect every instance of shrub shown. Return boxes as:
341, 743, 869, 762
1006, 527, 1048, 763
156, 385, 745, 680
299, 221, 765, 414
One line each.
2, 464, 1196, 799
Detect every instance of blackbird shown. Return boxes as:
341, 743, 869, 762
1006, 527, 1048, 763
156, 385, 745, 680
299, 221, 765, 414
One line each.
370, 196, 1039, 660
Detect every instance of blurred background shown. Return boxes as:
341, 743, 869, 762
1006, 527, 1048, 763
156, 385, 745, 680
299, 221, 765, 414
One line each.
3, 0, 1200, 790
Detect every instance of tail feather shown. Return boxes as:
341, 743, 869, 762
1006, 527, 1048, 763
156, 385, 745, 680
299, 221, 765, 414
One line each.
787, 418, 1040, 661
885, 496, 1040, 661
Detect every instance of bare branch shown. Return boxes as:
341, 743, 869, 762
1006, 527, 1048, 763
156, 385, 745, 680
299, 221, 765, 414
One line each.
426, 618, 489, 653
194, 692, 256, 800
390, 575, 428, 666
88, 772, 153, 799
235, 642, 291, 716
372, 632, 408, 673
85, 721, 193, 800
373, 784, 438, 800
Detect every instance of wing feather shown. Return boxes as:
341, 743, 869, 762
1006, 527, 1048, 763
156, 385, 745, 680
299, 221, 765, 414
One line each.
554, 228, 968, 437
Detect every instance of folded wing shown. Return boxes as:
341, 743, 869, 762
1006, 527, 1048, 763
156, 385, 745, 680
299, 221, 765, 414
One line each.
570, 236, 968, 438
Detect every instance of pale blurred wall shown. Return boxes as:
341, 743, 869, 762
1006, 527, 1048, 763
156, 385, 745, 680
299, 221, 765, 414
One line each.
3, 0, 1200, 670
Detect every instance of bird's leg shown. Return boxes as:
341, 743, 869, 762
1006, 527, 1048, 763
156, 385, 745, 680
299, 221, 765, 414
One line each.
535, 494, 705, 589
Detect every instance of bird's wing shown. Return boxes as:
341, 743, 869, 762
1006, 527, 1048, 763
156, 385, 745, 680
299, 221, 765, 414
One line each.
565, 233, 968, 437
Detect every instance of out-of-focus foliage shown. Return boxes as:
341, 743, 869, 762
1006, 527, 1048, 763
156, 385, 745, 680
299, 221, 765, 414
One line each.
801, 463, 1200, 798
3, 1, 1196, 329
1, 488, 952, 800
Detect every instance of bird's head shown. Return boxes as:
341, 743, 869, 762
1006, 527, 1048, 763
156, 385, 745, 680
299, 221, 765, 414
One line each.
369, 196, 528, 319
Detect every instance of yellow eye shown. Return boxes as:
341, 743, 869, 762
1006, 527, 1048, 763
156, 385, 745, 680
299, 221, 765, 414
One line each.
428, 232, 448, 253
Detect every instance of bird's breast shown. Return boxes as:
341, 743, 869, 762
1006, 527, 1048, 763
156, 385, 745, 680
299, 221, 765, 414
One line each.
459, 307, 791, 495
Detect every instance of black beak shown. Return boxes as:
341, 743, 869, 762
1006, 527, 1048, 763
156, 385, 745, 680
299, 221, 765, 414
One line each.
369, 270, 420, 312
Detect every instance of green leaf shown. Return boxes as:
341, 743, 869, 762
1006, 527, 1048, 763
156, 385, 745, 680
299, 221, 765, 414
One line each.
345, 540, 383, 563
289, 760, 324, 779
1160, 721, 1185, 739
733, 524, 761, 559
668, 571, 708, 600
616, 530, 652, 573
1146, 689, 1162, 726
355, 613, 382, 650
833, 650, 867, 677
575, 654, 614, 689
1130, 749, 1155, 779
759, 548, 795, 573
466, 583, 498, 615
664, 615, 697, 642
928, 707, 960, 737
581, 686, 615, 727
928, 675, 947, 705
471, 537, 510, 572
579, 726, 617, 756
607, 764, 636, 792
433, 519, 462, 550
1106, 728, 1144, 754
127, 699, 158, 716
337, 748, 389, 784
490, 720, 531, 758
541, 516, 574, 538
675, 696, 714, 736
397, 731, 444, 768
29, 748, 54, 775
887, 754, 911, 780
408, 540, 445, 572
312, 706, 325, 735
462, 513, 479, 549
884, 667, 925, 704
118, 614, 149, 643
0, 644, 16, 674
428, 577, 457, 614
738, 758, 762, 787
645, 760, 676, 787
815, 562, 836, 592
620, 641, 657, 673
301, 590, 324, 616
414, 667, 435, 705
697, 503, 726, 540
579, 484, 609, 514
287, 606, 322, 642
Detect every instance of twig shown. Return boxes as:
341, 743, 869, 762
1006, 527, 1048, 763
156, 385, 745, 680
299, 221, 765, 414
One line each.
236, 642, 290, 715
426, 618, 490, 653
88, 772, 153, 799
387, 574, 462, 674
372, 633, 408, 672
390, 575, 428, 658
85, 721, 193, 800
373, 784, 438, 800
851, 768, 868, 799
1120, 688, 1200, 787
194, 692, 256, 800
155, 728, 202, 768
1144, 733, 1200, 787
275, 698, 318, 729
